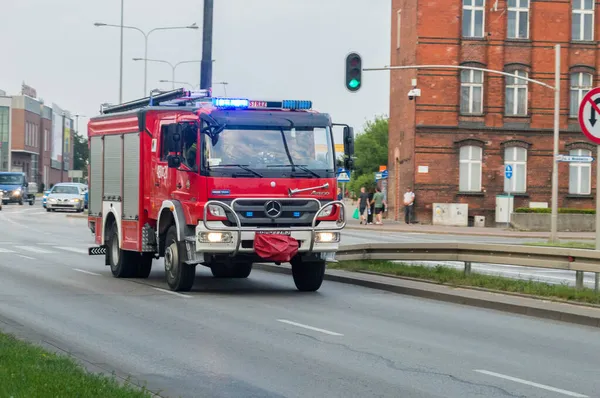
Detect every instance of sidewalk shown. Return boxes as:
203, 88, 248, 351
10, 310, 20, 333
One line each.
342, 205, 596, 240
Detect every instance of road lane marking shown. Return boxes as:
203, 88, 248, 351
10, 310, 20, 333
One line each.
14, 246, 55, 254
73, 268, 101, 276
151, 287, 192, 298
16, 254, 35, 260
277, 319, 344, 336
474, 370, 588, 397
0, 248, 15, 253
54, 246, 88, 254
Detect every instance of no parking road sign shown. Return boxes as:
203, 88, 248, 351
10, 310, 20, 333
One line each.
578, 87, 600, 144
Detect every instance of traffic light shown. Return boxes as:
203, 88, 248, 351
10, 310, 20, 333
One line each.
345, 52, 362, 92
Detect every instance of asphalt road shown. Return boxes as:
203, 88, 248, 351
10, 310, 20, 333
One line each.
0, 202, 598, 397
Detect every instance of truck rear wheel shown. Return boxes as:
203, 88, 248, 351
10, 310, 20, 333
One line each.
164, 225, 196, 292
108, 223, 138, 278
291, 259, 326, 292
211, 262, 252, 278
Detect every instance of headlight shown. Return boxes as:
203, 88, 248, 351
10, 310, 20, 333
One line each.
315, 232, 340, 243
318, 204, 335, 218
208, 204, 226, 217
72, 198, 80, 202
198, 232, 233, 243
12, 189, 21, 197
48, 198, 57, 203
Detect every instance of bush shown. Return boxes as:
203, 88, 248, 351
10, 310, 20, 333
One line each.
514, 207, 595, 214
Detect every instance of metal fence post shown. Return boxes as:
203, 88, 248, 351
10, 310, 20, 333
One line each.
595, 273, 599, 294
464, 261, 471, 276
576, 271, 584, 290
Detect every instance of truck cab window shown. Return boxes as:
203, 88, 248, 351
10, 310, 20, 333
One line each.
160, 124, 171, 161
181, 124, 198, 171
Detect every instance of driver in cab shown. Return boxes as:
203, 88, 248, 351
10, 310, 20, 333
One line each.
182, 126, 198, 171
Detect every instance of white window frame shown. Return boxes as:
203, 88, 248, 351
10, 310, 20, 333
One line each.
572, 0, 595, 41
463, 0, 486, 38
504, 146, 527, 193
570, 72, 593, 117
507, 0, 529, 39
569, 148, 592, 195
505, 70, 528, 116
396, 10, 401, 50
459, 145, 483, 192
461, 70, 484, 114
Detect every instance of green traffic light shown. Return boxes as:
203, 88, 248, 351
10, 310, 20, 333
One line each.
348, 79, 360, 88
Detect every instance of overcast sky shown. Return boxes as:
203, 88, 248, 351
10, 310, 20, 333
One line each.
0, 0, 390, 137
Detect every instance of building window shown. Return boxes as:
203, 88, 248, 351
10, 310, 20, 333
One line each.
459, 145, 482, 192
504, 146, 527, 193
505, 70, 528, 116
570, 72, 593, 117
462, 0, 485, 38
572, 0, 594, 41
507, 0, 529, 39
569, 149, 592, 195
460, 69, 484, 114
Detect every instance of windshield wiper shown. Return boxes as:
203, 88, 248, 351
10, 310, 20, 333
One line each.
211, 164, 263, 178
267, 164, 321, 178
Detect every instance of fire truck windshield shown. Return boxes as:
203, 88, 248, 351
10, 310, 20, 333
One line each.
203, 126, 335, 178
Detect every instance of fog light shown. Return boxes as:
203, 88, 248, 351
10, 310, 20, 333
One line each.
198, 232, 233, 243
315, 232, 339, 243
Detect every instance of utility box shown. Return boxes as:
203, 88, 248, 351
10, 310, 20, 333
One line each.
495, 195, 515, 223
474, 216, 485, 227
433, 203, 468, 226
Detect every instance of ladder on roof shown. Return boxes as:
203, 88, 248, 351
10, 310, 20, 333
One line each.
100, 88, 212, 115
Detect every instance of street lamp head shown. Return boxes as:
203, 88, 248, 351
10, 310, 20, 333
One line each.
187, 23, 199, 29
132, 58, 143, 61
94, 22, 107, 27
159, 80, 170, 83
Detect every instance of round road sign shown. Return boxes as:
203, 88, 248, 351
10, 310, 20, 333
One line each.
578, 86, 600, 145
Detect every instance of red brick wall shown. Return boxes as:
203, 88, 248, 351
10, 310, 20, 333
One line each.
389, 0, 600, 224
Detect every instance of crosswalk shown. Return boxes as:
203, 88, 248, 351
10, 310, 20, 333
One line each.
0, 243, 90, 256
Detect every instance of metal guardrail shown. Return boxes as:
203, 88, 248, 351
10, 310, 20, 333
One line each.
335, 243, 600, 291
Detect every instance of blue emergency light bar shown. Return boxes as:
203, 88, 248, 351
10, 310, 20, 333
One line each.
211, 97, 312, 111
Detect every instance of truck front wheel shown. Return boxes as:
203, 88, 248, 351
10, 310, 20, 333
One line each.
164, 225, 196, 292
291, 258, 326, 292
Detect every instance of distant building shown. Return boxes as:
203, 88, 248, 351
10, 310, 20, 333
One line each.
0, 87, 75, 189
388, 0, 600, 226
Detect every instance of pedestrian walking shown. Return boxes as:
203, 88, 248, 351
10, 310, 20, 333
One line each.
373, 187, 385, 225
358, 187, 369, 224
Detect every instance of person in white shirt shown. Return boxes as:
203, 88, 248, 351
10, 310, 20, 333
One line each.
403, 187, 415, 224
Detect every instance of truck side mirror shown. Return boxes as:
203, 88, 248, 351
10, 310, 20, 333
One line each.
167, 124, 182, 153
343, 126, 355, 157
167, 154, 181, 169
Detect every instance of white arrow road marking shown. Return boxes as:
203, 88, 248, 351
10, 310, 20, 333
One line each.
277, 319, 344, 336
474, 370, 588, 397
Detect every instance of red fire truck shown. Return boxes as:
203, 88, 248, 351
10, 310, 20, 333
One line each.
87, 88, 353, 292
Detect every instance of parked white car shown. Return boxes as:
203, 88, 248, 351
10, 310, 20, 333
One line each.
45, 183, 86, 213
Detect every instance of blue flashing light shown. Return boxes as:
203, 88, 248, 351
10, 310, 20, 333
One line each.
246, 211, 254, 217
293, 211, 301, 218
213, 98, 250, 109
282, 100, 312, 110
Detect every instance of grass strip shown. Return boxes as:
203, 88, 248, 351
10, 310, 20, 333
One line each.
0, 332, 152, 398
328, 260, 600, 305
523, 241, 595, 249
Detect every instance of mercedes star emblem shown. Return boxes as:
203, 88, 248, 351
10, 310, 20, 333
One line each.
264, 200, 283, 218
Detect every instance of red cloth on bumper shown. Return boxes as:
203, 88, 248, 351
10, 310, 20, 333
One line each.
254, 233, 299, 262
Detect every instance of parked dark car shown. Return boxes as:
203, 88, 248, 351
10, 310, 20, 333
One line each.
0, 172, 35, 206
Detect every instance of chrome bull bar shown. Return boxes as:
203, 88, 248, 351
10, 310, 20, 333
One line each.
202, 199, 347, 257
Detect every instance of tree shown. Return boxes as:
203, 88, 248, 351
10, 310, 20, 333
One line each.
73, 132, 89, 178
347, 116, 388, 195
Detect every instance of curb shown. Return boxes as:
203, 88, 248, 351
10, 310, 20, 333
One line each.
344, 225, 595, 241
253, 263, 600, 329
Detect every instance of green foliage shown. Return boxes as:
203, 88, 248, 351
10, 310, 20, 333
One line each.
0, 332, 152, 397
346, 116, 388, 196
515, 207, 595, 214
73, 132, 89, 178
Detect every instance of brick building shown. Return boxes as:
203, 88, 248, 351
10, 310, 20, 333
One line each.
388, 0, 600, 226
0, 86, 75, 190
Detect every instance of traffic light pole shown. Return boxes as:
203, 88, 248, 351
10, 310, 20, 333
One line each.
363, 47, 561, 239
200, 0, 214, 91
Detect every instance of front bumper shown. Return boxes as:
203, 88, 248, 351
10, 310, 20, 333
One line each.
46, 200, 83, 210
1, 191, 24, 203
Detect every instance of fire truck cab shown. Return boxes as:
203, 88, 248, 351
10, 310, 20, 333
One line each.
87, 89, 353, 292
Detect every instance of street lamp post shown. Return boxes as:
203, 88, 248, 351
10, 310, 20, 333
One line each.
133, 58, 202, 90
94, 21, 198, 97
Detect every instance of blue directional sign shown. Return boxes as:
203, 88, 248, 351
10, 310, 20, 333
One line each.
337, 168, 350, 182
505, 164, 513, 179
381, 170, 388, 178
